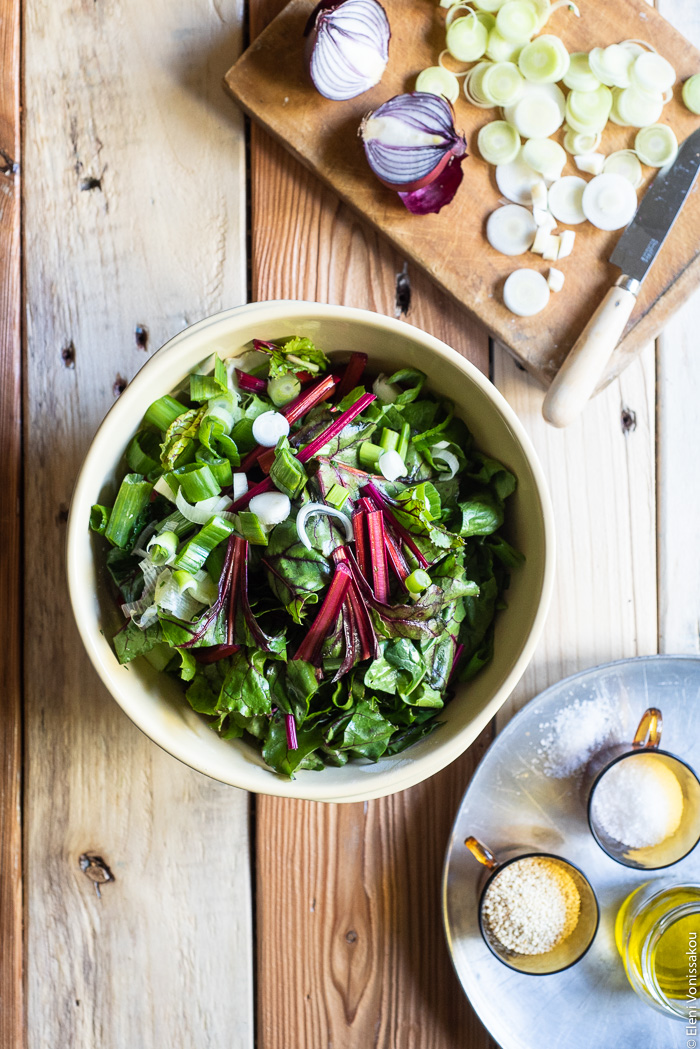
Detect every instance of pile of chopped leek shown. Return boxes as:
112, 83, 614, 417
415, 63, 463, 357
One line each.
90, 338, 522, 777
411, 0, 700, 315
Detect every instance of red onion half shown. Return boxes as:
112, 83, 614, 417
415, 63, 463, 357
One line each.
360, 92, 467, 213
305, 0, 390, 102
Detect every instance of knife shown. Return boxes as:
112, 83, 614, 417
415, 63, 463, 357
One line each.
542, 126, 700, 428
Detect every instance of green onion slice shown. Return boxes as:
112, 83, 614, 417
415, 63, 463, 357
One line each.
147, 530, 179, 565
174, 515, 235, 573
144, 395, 188, 433
405, 568, 432, 595
237, 511, 269, 546
89, 504, 111, 535
171, 462, 221, 502
190, 354, 228, 403
104, 473, 153, 549
269, 437, 307, 499
325, 484, 349, 510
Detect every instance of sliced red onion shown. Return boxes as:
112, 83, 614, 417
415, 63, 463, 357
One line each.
360, 92, 467, 194
306, 0, 390, 102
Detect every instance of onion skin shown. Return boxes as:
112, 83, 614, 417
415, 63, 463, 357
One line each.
305, 0, 391, 102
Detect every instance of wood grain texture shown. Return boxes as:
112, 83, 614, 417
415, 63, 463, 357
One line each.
657, 0, 700, 656
0, 0, 23, 1044
493, 344, 658, 726
249, 2, 496, 1046
229, 0, 700, 390
23, 2, 254, 1047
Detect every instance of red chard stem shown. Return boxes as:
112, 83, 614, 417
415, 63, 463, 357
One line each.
366, 509, 389, 602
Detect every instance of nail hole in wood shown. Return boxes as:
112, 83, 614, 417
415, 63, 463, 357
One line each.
56, 503, 69, 524
395, 262, 411, 318
80, 176, 102, 192
135, 324, 149, 350
61, 342, 76, 368
621, 407, 637, 434
113, 375, 127, 397
345, 930, 358, 944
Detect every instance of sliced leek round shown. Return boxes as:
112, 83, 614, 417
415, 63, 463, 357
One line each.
478, 119, 521, 164
634, 123, 678, 167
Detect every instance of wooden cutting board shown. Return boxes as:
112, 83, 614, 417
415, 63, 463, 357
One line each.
224, 0, 700, 388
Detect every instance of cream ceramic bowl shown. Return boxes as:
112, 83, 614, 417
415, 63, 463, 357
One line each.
67, 301, 555, 803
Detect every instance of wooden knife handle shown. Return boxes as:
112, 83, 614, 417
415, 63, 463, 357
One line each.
542, 280, 638, 428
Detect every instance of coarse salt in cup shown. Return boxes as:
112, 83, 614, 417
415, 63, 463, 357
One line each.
586, 707, 700, 870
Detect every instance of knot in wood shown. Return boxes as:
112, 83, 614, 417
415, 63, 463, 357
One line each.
345, 929, 358, 945
79, 853, 114, 890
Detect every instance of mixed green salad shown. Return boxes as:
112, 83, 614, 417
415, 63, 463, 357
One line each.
90, 337, 522, 776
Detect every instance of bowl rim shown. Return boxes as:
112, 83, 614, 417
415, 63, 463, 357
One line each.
67, 300, 556, 802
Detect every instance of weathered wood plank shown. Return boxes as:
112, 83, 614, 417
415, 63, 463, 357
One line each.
656, 0, 700, 656
0, 0, 23, 1043
249, 2, 496, 1045
23, 3, 253, 1047
493, 343, 658, 724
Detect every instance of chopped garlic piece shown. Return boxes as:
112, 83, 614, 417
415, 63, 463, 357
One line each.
542, 234, 560, 261
557, 229, 576, 259
533, 206, 556, 230
574, 152, 606, 176
548, 267, 565, 292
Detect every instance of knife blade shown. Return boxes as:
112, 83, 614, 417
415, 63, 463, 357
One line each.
610, 125, 700, 283
543, 127, 700, 428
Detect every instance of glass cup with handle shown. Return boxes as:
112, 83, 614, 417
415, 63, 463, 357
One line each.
465, 836, 600, 975
586, 707, 700, 870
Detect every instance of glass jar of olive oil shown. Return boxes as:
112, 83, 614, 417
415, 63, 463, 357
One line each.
616, 878, 700, 1020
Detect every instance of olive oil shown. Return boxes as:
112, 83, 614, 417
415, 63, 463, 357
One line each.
616, 882, 700, 1018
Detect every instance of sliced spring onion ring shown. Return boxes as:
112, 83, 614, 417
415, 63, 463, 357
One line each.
557, 228, 575, 258
563, 127, 601, 154
249, 491, 291, 527
603, 149, 643, 187
620, 39, 655, 58
232, 472, 249, 502
505, 81, 566, 137
175, 489, 234, 526
153, 474, 178, 502
446, 14, 488, 61
267, 373, 301, 407
474, 10, 498, 31
296, 502, 353, 550
547, 267, 565, 292
547, 175, 587, 224
251, 410, 291, 447
518, 34, 569, 83
581, 172, 638, 230
611, 86, 663, 128
496, 0, 539, 42
486, 203, 537, 255
682, 74, 700, 115
431, 441, 460, 478
480, 60, 524, 104
372, 374, 401, 402
472, 0, 509, 12
495, 156, 540, 203
477, 119, 521, 164
521, 137, 566, 180
588, 44, 634, 89
503, 268, 550, 316
563, 52, 600, 92
485, 27, 522, 62
416, 65, 461, 103
634, 123, 678, 167
378, 449, 407, 481
631, 51, 675, 95
445, 2, 477, 27
464, 61, 495, 107
565, 85, 613, 133
147, 530, 179, 566
573, 152, 605, 176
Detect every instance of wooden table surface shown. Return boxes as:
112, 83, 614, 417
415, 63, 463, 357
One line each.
2, 0, 699, 1046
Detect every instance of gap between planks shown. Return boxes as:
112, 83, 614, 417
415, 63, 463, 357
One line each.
0, 0, 23, 1044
